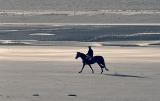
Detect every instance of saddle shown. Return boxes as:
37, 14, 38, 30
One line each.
86, 55, 93, 62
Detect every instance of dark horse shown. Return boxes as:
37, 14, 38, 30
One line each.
75, 52, 109, 74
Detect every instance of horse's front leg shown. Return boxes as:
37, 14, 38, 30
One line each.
79, 63, 85, 73
89, 64, 94, 74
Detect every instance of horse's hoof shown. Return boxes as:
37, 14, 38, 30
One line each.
106, 68, 109, 71
78, 71, 82, 73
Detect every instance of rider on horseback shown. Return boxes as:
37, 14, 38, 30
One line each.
86, 46, 93, 61
75, 46, 109, 74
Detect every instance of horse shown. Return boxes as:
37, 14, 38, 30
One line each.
75, 52, 109, 74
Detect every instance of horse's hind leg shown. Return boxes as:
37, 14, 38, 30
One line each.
89, 64, 94, 74
100, 62, 109, 71
97, 63, 104, 74
101, 68, 103, 74
103, 63, 109, 71
104, 66, 109, 71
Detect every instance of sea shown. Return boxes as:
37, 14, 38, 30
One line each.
0, 24, 160, 47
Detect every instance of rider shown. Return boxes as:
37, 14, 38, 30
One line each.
86, 46, 93, 61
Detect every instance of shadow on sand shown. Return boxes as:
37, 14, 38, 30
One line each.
104, 73, 147, 78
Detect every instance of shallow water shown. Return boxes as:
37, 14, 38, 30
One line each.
0, 25, 160, 47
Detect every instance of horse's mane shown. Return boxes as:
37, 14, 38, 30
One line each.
78, 52, 85, 55
77, 52, 87, 57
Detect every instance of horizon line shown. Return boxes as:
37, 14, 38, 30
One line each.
1, 23, 160, 26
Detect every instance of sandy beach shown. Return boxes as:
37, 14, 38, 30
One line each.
0, 46, 159, 101
0, 0, 160, 100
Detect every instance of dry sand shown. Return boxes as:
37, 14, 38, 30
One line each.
0, 46, 160, 101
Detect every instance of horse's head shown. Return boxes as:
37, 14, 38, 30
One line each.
75, 52, 80, 59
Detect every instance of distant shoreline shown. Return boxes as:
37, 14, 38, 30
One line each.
1, 23, 160, 27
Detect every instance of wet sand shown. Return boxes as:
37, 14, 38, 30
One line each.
0, 46, 160, 101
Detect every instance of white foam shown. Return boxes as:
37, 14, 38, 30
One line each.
29, 33, 56, 36
0, 40, 12, 44
128, 33, 160, 36
0, 40, 37, 44
0, 30, 19, 32
137, 33, 160, 35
